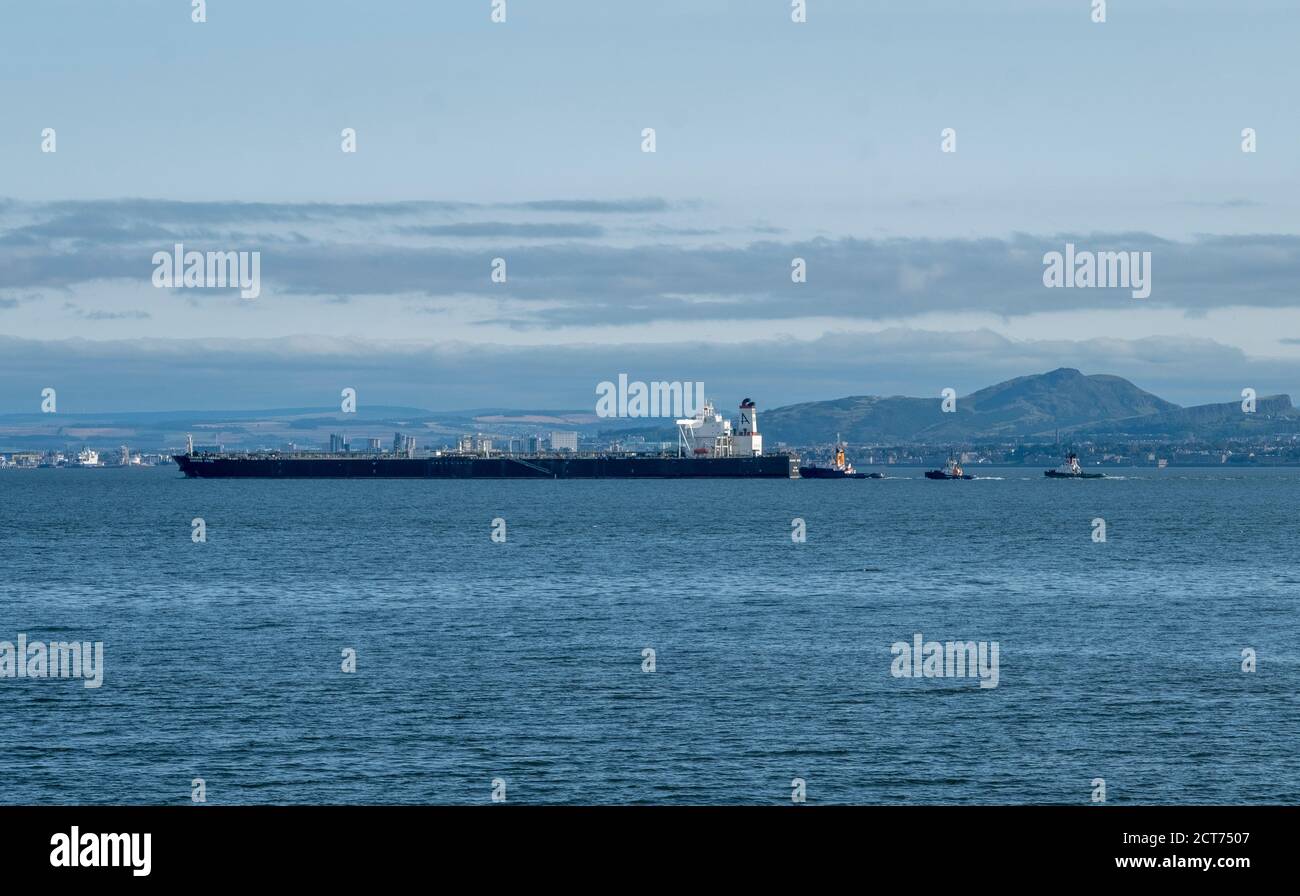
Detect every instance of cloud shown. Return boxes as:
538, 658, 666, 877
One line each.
1177, 199, 1264, 209
1, 329, 1293, 414
62, 303, 151, 321
39, 198, 472, 224
504, 198, 671, 214
4, 198, 1299, 325
10, 197, 671, 227
397, 222, 605, 239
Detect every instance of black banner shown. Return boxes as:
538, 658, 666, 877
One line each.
0, 805, 1287, 882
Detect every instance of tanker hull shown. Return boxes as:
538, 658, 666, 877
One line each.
174, 454, 797, 479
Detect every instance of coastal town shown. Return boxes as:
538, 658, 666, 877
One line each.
0, 446, 175, 468
5, 432, 1300, 470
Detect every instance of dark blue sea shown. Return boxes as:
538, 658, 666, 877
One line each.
2, 466, 1297, 805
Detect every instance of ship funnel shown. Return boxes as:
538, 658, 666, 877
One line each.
737, 399, 757, 435
733, 398, 762, 456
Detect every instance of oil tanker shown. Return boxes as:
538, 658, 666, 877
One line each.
174, 398, 798, 479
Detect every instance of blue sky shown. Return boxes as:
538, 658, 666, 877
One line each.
2, 0, 1299, 411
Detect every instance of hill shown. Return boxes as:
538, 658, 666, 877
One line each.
760, 369, 1296, 444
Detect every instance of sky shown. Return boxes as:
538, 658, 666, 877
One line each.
2, 0, 1299, 412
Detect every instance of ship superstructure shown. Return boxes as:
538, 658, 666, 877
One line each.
675, 398, 763, 458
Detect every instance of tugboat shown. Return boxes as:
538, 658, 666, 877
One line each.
799, 438, 882, 479
1044, 452, 1105, 479
924, 456, 973, 480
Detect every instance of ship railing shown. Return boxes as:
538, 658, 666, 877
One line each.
507, 457, 556, 477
